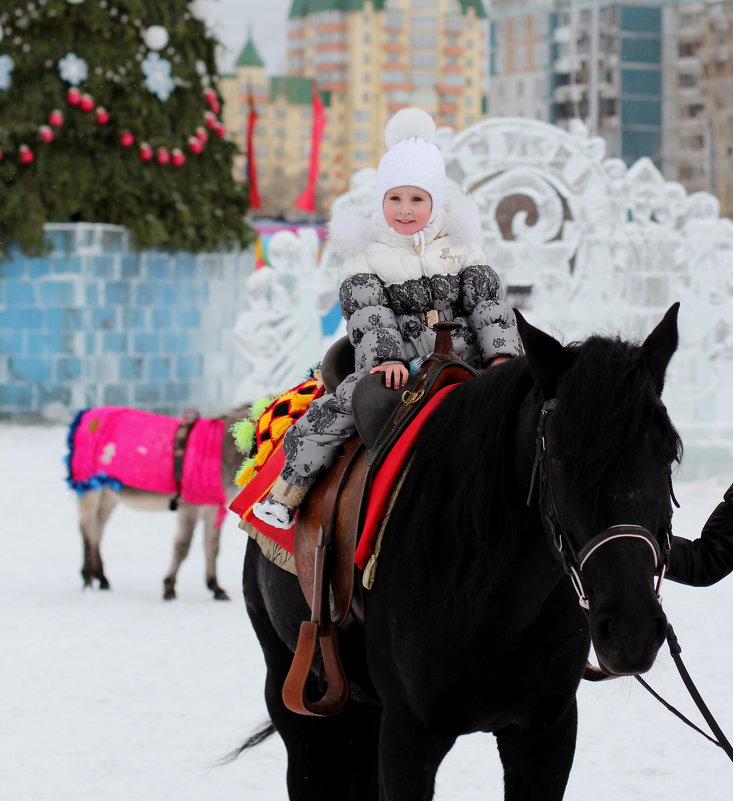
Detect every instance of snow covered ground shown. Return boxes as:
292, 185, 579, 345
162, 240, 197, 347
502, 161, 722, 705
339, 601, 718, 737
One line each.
1, 424, 731, 800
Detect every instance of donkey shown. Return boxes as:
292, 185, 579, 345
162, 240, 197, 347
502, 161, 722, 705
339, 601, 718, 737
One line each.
67, 406, 246, 600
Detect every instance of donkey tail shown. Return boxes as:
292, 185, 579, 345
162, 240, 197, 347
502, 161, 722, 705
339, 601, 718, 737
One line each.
218, 720, 276, 764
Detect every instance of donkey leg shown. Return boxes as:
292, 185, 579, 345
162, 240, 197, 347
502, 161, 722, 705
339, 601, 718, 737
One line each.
78, 490, 117, 590
244, 543, 380, 800
377, 703, 456, 801
496, 697, 578, 801
163, 505, 198, 600
202, 507, 229, 600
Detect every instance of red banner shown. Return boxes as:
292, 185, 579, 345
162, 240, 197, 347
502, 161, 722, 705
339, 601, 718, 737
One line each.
246, 94, 261, 210
295, 83, 326, 214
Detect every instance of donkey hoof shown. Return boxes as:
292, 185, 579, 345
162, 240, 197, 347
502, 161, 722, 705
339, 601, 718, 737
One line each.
163, 579, 176, 601
213, 588, 230, 601
99, 579, 111, 590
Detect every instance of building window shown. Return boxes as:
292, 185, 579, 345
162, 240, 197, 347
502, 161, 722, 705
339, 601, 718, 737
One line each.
412, 70, 437, 87
354, 109, 371, 122
411, 0, 437, 8
445, 13, 463, 32
411, 51, 437, 68
413, 14, 437, 29
386, 11, 403, 28
355, 149, 372, 161
411, 31, 437, 48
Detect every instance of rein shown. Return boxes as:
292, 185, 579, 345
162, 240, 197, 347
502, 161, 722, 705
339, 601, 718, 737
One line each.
528, 398, 733, 764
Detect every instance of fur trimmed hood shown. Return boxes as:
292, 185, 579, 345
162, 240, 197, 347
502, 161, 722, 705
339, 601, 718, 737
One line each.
327, 192, 482, 257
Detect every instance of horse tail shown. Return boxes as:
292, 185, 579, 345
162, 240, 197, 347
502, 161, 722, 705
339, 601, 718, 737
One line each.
218, 720, 276, 764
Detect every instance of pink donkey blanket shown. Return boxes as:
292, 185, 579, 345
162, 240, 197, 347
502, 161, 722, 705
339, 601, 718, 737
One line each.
66, 406, 228, 526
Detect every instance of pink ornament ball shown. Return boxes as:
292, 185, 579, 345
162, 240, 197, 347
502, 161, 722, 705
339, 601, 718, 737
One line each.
139, 143, 153, 162
49, 109, 64, 127
214, 123, 226, 139
95, 107, 110, 126
171, 149, 186, 167
156, 147, 170, 165
39, 125, 54, 144
66, 88, 81, 106
187, 137, 203, 154
20, 145, 35, 165
119, 131, 135, 148
79, 94, 95, 113
195, 127, 208, 143
204, 111, 217, 130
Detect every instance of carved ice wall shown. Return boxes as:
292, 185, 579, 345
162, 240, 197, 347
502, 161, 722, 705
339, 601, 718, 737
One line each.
241, 118, 733, 476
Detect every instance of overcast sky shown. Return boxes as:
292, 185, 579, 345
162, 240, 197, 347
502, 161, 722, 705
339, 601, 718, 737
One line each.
197, 0, 291, 75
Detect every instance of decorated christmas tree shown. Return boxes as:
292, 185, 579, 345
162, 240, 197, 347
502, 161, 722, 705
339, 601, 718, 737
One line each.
0, 0, 252, 257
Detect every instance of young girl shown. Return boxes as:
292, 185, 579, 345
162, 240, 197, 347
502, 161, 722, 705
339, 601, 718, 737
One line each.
253, 107, 522, 529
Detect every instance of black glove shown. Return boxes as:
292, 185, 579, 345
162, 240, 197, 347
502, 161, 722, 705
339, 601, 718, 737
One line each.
667, 483, 733, 586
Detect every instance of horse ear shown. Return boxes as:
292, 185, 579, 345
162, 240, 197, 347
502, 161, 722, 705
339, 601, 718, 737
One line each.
513, 309, 573, 398
642, 302, 680, 396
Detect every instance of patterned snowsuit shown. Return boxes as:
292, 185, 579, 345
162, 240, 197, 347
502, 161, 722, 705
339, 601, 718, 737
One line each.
280, 197, 523, 486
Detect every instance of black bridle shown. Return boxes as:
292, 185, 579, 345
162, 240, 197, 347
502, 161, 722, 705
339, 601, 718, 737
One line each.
528, 397, 733, 763
527, 398, 672, 609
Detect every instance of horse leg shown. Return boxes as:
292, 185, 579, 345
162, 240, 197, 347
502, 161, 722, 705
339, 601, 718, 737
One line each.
377, 703, 456, 801
163, 505, 198, 600
496, 697, 578, 801
244, 543, 380, 800
78, 490, 116, 590
202, 507, 229, 600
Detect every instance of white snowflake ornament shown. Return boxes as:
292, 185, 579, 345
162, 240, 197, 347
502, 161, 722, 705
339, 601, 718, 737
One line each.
58, 52, 88, 85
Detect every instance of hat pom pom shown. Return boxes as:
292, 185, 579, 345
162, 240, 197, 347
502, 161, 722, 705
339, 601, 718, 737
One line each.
384, 107, 436, 148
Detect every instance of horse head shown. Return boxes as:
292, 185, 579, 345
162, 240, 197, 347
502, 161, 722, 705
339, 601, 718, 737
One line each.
515, 304, 682, 675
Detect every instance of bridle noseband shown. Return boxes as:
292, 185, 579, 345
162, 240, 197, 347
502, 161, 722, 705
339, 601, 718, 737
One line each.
528, 398, 673, 610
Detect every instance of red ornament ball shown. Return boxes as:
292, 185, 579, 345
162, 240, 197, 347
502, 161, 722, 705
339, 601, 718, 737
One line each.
19, 145, 35, 165
66, 88, 81, 106
95, 107, 110, 126
214, 123, 227, 139
139, 143, 153, 162
195, 127, 208, 143
39, 125, 54, 144
187, 136, 203, 154
156, 147, 170, 165
119, 131, 135, 148
204, 111, 218, 130
204, 88, 217, 105
171, 148, 186, 167
49, 109, 64, 127
79, 94, 95, 113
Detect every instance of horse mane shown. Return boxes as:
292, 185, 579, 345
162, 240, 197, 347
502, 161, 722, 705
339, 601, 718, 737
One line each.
553, 335, 683, 511
387, 357, 535, 609
387, 334, 682, 613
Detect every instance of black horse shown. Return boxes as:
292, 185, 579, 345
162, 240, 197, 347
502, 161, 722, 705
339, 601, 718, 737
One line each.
241, 304, 682, 800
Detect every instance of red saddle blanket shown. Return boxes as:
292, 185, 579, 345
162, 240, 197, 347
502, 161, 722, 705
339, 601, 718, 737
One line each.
229, 384, 456, 570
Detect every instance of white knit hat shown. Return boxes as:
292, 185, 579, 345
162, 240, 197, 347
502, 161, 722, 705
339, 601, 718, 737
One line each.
376, 108, 445, 224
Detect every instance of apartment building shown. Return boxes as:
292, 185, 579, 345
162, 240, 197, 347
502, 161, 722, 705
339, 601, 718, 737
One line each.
220, 0, 488, 218
488, 1, 731, 216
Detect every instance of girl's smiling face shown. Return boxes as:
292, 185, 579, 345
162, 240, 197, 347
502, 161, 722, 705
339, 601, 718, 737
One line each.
382, 186, 432, 235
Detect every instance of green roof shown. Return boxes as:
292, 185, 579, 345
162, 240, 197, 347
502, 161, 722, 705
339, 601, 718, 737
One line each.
236, 37, 265, 68
269, 76, 331, 107
459, 0, 486, 19
289, 0, 387, 18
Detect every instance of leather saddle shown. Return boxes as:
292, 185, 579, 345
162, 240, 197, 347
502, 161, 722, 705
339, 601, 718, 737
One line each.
282, 323, 477, 717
